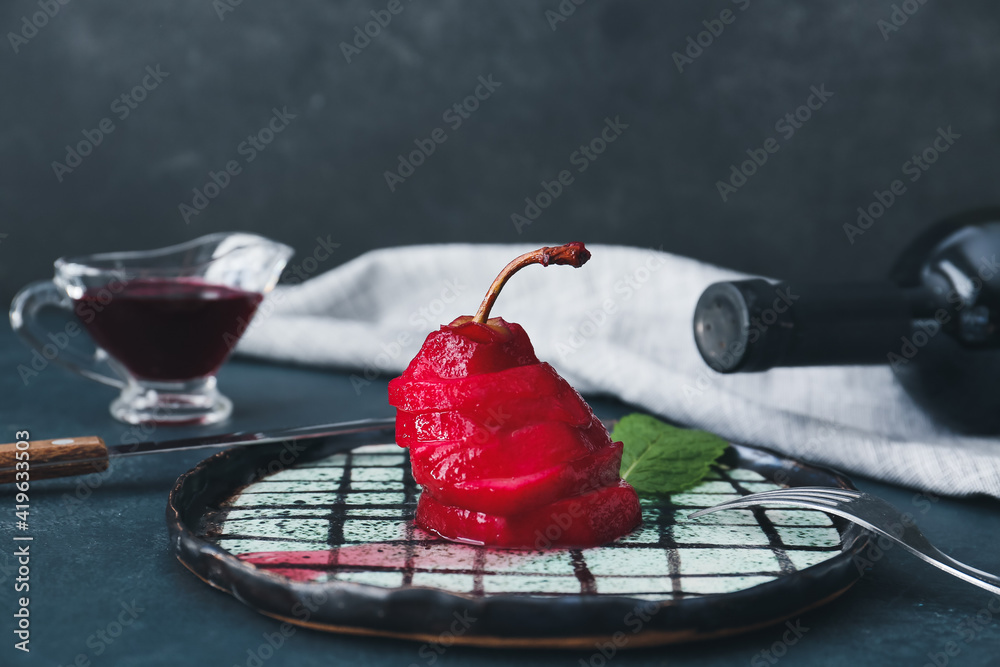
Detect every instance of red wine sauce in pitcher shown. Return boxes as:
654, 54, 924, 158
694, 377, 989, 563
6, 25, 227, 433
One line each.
73, 279, 263, 381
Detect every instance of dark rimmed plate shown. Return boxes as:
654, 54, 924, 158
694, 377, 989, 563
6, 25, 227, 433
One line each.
167, 433, 868, 648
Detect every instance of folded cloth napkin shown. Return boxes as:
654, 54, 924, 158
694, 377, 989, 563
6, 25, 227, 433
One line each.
237, 244, 1000, 500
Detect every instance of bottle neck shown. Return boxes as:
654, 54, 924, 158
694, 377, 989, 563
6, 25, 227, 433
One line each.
693, 279, 949, 373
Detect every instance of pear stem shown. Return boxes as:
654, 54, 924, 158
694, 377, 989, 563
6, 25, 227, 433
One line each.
472, 242, 591, 324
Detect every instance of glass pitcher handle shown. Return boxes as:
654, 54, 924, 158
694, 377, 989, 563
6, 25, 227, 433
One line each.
9, 281, 127, 388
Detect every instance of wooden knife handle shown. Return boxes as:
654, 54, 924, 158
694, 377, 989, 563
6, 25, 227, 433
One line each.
0, 436, 109, 483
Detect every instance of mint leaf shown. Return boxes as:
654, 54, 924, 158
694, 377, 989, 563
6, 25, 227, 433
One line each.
612, 414, 728, 496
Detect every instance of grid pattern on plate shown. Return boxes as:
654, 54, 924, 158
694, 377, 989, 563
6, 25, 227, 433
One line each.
204, 444, 846, 599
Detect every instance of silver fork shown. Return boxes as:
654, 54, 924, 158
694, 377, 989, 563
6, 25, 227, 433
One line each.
688, 486, 1000, 595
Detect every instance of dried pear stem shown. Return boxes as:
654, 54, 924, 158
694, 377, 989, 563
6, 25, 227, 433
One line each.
472, 242, 591, 324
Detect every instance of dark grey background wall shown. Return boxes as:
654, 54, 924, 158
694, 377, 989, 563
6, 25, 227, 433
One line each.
1, 0, 997, 306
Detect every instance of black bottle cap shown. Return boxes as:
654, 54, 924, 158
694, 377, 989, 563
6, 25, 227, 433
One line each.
693, 279, 792, 373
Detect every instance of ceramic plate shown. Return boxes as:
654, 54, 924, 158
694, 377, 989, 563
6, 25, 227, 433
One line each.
168, 429, 868, 648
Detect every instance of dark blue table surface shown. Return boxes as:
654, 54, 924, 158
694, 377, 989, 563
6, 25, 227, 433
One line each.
2, 327, 998, 667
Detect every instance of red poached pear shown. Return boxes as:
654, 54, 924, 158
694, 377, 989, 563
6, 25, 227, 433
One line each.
388, 243, 642, 548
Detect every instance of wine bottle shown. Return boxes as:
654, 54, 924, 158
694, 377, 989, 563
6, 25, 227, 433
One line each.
692, 209, 1000, 433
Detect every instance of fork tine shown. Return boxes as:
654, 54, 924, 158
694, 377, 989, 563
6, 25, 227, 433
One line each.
791, 487, 861, 499
686, 487, 860, 520
688, 497, 827, 519
740, 486, 860, 500
684, 497, 748, 519
708, 489, 851, 505
720, 487, 860, 504
726, 493, 840, 507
